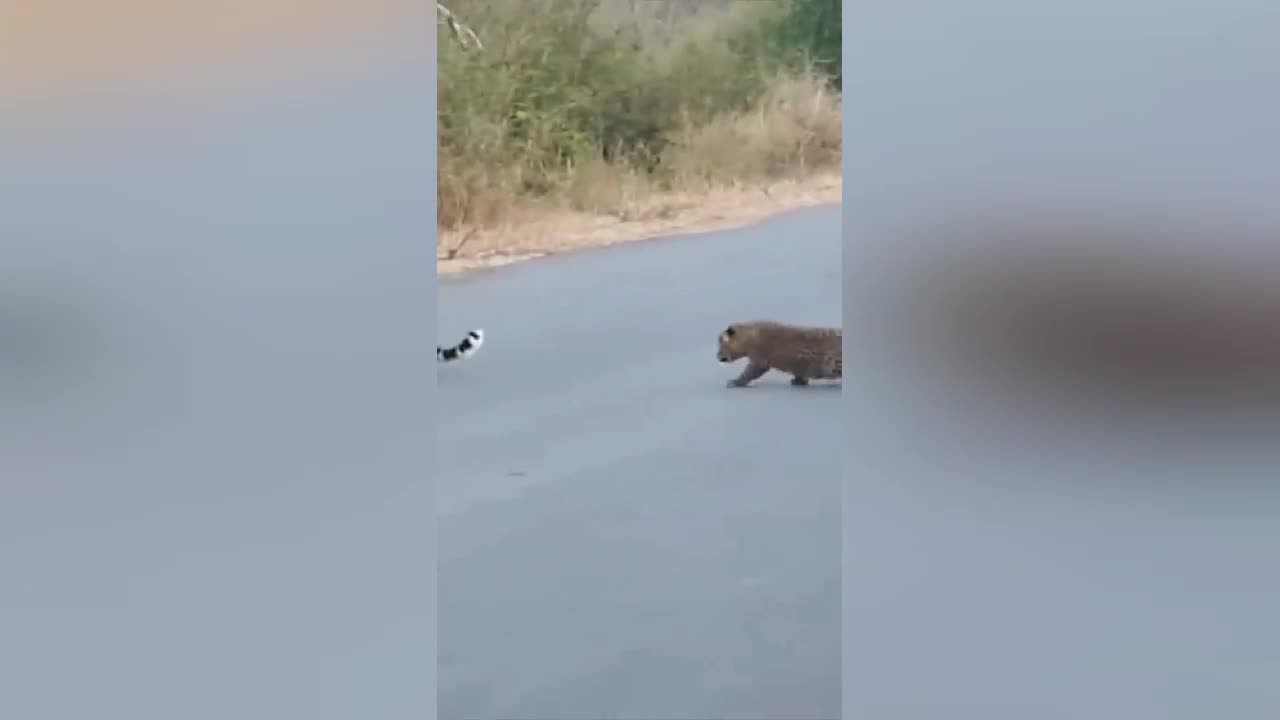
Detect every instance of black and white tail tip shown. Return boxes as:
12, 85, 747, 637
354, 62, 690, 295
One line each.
438, 329, 484, 362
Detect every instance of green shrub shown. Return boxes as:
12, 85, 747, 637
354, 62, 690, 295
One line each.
437, 0, 841, 229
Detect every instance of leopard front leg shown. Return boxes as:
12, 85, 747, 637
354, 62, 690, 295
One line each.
727, 359, 770, 387
790, 375, 810, 386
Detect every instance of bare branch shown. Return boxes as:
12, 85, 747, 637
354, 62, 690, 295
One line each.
436, 2, 483, 51
445, 227, 479, 260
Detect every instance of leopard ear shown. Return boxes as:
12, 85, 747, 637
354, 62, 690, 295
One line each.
723, 325, 736, 337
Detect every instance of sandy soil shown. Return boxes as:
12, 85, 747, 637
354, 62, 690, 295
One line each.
437, 172, 842, 276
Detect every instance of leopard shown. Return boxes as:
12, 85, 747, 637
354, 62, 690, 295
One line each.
717, 320, 841, 388
438, 329, 484, 363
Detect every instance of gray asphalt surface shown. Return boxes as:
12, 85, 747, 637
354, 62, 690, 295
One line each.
437, 205, 842, 719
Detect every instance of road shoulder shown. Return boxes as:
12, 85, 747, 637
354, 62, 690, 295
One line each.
437, 173, 842, 277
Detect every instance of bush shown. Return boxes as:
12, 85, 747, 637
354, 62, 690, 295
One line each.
757, 0, 841, 90
437, 0, 841, 229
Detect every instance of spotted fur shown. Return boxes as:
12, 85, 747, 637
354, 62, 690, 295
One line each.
438, 329, 484, 363
717, 320, 841, 387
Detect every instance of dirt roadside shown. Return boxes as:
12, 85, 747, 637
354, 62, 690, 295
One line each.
437, 172, 842, 277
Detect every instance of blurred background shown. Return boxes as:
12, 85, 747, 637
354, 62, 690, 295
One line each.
2, 2, 437, 718
845, 1, 1280, 717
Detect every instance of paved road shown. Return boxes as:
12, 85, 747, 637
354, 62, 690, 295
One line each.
437, 206, 842, 719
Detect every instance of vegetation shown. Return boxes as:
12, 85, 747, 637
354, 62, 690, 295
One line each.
437, 0, 842, 234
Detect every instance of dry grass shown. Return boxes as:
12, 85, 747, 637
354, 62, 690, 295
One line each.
438, 70, 842, 268
436, 0, 841, 270
666, 72, 842, 191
